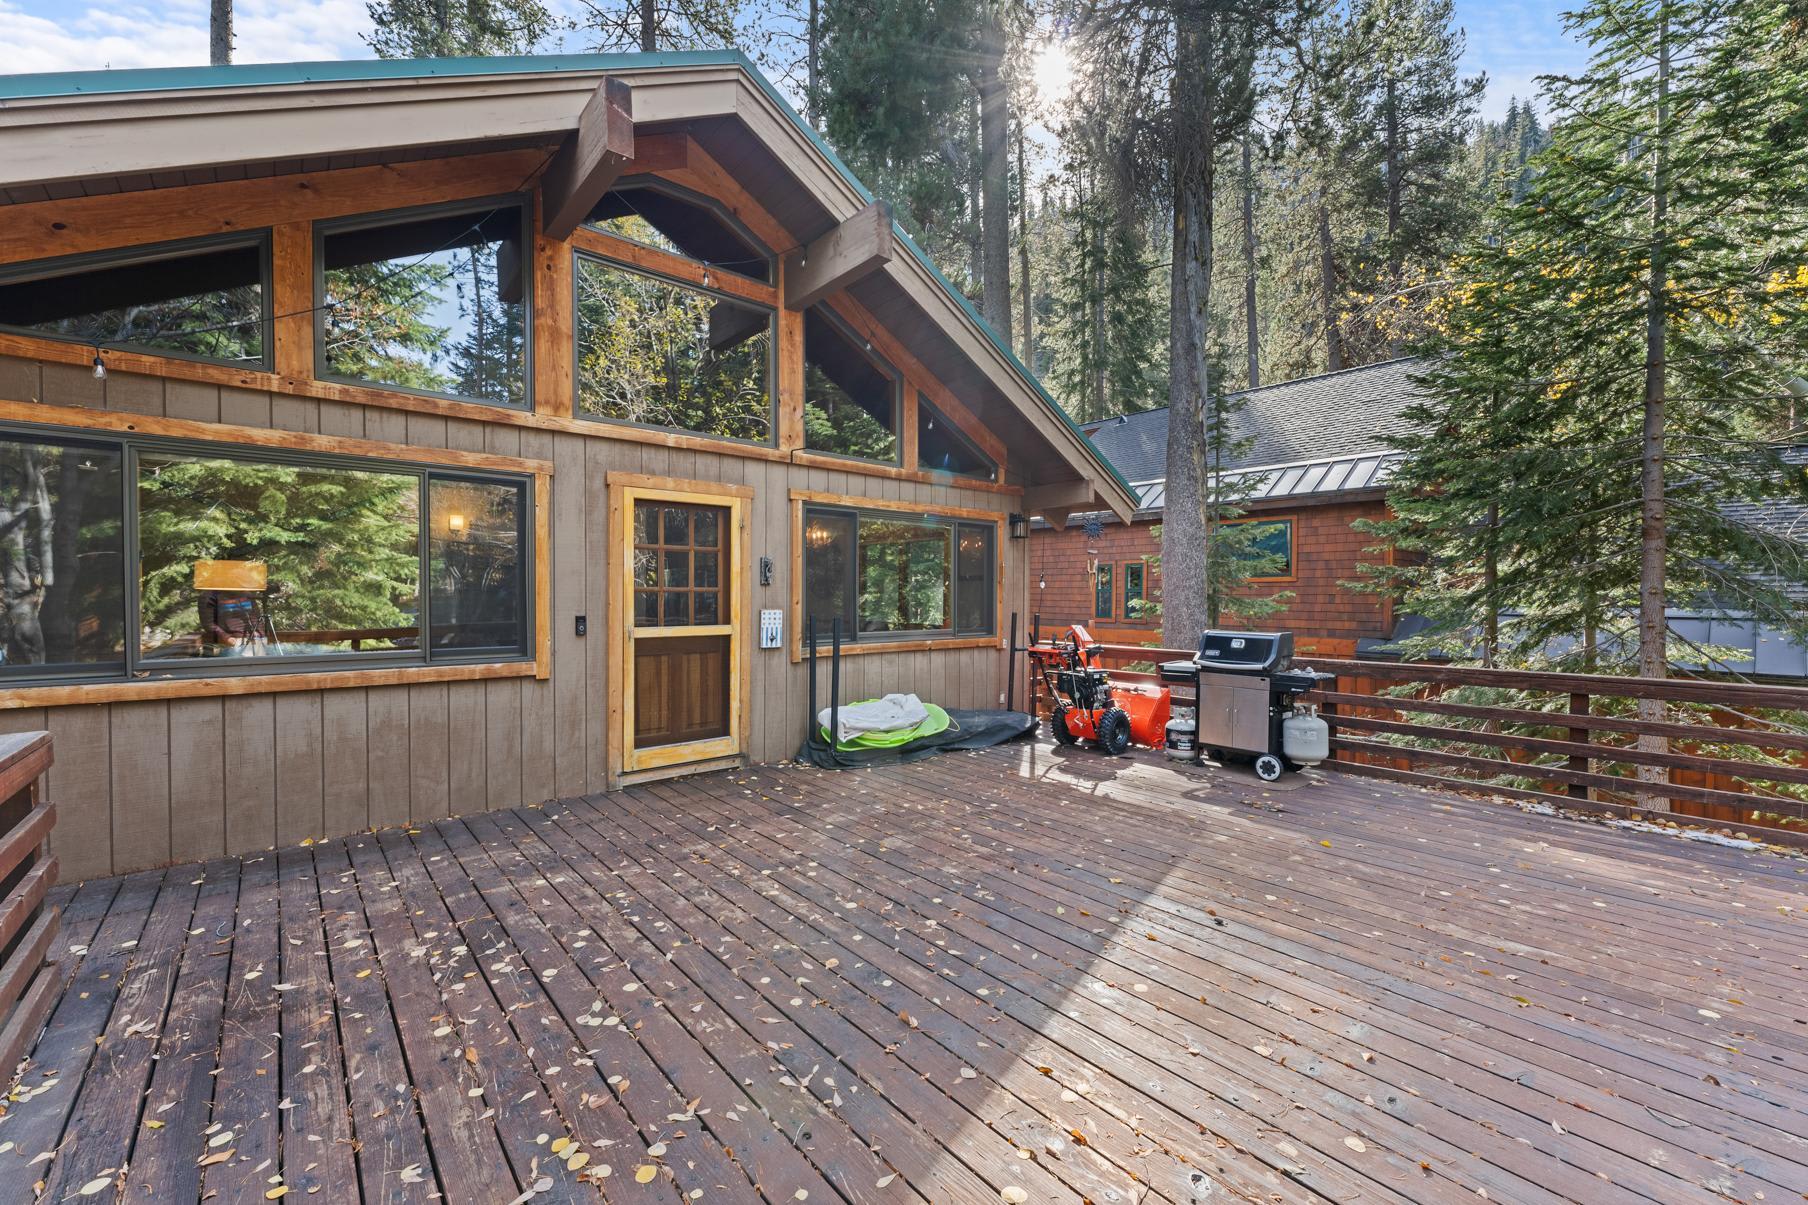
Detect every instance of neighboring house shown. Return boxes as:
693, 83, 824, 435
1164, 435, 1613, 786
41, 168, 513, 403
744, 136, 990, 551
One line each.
1029, 358, 1422, 653
0, 53, 1135, 880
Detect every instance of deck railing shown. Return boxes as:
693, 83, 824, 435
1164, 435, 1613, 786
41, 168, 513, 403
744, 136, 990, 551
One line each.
1025, 641, 1808, 846
0, 731, 57, 1076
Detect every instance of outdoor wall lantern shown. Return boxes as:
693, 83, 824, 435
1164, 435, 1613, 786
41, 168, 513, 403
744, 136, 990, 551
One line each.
1008, 512, 1029, 540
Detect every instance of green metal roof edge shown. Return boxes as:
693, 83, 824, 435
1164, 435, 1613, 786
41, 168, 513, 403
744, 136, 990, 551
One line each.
0, 49, 1132, 502
0, 49, 742, 101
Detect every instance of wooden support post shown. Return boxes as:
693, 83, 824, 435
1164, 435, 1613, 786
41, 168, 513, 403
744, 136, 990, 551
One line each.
271, 221, 313, 380
541, 77, 634, 242
783, 201, 894, 310
1568, 692, 1591, 800
775, 256, 804, 452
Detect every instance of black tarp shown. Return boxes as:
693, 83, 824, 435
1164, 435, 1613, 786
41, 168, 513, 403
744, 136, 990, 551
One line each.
797, 708, 1037, 770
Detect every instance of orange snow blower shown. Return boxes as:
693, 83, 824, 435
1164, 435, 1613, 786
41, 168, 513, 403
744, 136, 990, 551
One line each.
1028, 624, 1171, 755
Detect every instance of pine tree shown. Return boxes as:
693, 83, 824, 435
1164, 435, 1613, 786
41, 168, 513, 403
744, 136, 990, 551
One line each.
365, 0, 555, 56
1365, 0, 1808, 806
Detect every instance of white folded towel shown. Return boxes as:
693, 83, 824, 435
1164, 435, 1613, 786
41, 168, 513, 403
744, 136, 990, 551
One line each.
818, 692, 930, 744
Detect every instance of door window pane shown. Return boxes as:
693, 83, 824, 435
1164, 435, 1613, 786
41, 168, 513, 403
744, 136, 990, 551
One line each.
1124, 562, 1146, 613
0, 438, 126, 676
955, 522, 995, 635
633, 500, 728, 628
1095, 563, 1114, 619
137, 453, 421, 660
858, 517, 950, 633
575, 256, 772, 441
803, 309, 898, 461
428, 477, 525, 654
0, 238, 265, 366
322, 203, 527, 406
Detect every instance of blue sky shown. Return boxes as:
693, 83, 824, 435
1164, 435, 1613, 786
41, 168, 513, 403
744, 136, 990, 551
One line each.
1, 0, 1584, 121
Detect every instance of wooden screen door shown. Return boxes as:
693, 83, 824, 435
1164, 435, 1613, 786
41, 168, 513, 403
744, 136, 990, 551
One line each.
610, 476, 750, 778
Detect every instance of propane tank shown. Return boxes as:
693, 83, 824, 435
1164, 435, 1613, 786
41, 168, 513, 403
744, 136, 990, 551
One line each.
1281, 704, 1330, 766
1165, 717, 1197, 761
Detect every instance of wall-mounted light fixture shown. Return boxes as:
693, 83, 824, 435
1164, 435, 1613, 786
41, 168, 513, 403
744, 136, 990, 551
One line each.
1008, 512, 1029, 540
447, 513, 466, 534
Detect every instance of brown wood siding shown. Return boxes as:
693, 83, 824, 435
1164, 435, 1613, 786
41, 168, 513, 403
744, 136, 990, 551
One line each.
0, 354, 1023, 881
1028, 500, 1392, 643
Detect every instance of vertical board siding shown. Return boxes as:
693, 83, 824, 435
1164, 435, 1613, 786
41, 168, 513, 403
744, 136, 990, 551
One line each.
9, 357, 1024, 877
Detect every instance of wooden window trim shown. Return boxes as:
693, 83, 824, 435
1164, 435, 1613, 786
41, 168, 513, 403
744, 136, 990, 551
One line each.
606, 473, 753, 786
0, 403, 551, 708
787, 489, 1006, 662
1223, 514, 1299, 583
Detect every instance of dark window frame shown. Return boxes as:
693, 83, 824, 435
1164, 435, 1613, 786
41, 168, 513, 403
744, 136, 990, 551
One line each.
0, 419, 534, 687
800, 503, 998, 643
917, 394, 998, 482
1223, 515, 1297, 582
570, 250, 778, 447
313, 194, 535, 410
1094, 562, 1115, 620
1123, 560, 1147, 615
0, 229, 274, 370
583, 175, 775, 283
801, 306, 903, 468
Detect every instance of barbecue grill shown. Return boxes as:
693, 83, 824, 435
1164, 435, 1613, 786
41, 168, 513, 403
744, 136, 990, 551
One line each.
1159, 630, 1331, 780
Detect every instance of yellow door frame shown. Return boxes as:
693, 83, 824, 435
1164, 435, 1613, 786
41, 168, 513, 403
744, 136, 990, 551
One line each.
606, 472, 754, 786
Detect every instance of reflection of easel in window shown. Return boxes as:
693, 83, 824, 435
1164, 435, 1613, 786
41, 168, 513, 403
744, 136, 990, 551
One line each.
194, 559, 281, 655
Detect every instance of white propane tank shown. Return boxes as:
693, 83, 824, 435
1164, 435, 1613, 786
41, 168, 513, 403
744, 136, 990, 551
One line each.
1281, 705, 1330, 766
1165, 718, 1197, 761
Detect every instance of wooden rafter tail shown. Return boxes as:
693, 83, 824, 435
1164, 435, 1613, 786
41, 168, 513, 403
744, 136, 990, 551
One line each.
784, 200, 895, 310
541, 76, 635, 242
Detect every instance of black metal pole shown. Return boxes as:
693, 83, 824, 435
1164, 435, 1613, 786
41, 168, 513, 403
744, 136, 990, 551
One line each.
829, 617, 842, 754
1005, 610, 1018, 712
806, 616, 817, 745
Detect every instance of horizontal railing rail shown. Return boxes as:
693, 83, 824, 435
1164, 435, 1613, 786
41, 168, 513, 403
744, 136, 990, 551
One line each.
1022, 639, 1808, 845
0, 730, 57, 1078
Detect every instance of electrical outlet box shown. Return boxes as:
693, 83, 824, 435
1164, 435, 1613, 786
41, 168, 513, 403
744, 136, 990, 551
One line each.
574, 614, 587, 637
759, 609, 783, 649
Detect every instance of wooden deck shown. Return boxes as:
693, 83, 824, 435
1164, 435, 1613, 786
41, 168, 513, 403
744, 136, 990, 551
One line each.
4, 741, 1807, 1204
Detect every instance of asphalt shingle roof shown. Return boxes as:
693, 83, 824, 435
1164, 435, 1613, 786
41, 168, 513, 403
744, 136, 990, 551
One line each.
1080, 357, 1428, 486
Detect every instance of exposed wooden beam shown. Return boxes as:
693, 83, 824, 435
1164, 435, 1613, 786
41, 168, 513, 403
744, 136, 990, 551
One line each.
541, 77, 635, 241
1041, 508, 1074, 531
1023, 479, 1099, 515
783, 200, 894, 309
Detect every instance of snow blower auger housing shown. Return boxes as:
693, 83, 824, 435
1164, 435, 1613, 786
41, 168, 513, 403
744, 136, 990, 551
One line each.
1028, 624, 1171, 755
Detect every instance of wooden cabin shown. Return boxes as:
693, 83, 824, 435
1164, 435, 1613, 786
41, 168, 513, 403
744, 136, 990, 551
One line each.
0, 53, 1136, 881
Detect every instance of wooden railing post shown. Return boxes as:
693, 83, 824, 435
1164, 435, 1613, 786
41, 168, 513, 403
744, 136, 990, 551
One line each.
1568, 692, 1591, 801
0, 731, 58, 1080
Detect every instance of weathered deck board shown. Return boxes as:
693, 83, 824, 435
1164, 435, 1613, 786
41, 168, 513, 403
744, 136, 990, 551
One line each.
4, 742, 1806, 1203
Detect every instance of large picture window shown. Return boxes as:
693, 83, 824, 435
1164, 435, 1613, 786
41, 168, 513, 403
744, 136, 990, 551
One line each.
0, 234, 268, 367
801, 505, 996, 641
585, 180, 773, 284
574, 256, 773, 441
1226, 517, 1295, 580
0, 425, 531, 683
319, 200, 529, 407
803, 310, 899, 463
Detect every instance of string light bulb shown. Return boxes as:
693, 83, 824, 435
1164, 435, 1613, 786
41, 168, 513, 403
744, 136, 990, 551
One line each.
91, 354, 106, 381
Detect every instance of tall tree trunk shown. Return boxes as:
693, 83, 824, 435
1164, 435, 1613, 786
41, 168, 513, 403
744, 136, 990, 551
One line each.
1482, 501, 1499, 668
1636, 14, 1673, 807
210, 0, 233, 65
1016, 119, 1034, 365
807, 0, 820, 126
1161, 3, 1217, 648
977, 11, 1013, 346
1241, 137, 1259, 388
967, 96, 984, 297
640, 0, 657, 51
1384, 74, 1404, 357
1317, 195, 1342, 371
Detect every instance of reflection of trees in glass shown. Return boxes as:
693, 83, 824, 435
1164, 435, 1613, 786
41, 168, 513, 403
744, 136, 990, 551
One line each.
858, 518, 950, 632
0, 440, 124, 670
0, 241, 264, 365
323, 210, 526, 405
575, 258, 771, 439
803, 379, 896, 461
137, 456, 420, 656
429, 478, 522, 650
